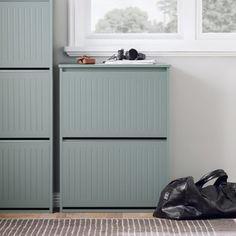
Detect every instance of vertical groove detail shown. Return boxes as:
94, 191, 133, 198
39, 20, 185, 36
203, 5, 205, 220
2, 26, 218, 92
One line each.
0, 142, 50, 208
62, 140, 167, 207
0, 2, 50, 67
62, 68, 167, 137
0, 71, 50, 138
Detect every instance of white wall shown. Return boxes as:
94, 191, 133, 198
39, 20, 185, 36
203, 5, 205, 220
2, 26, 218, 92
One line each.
53, 0, 236, 190
166, 57, 236, 181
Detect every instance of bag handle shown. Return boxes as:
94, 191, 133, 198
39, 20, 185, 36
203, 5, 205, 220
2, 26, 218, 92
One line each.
195, 169, 228, 188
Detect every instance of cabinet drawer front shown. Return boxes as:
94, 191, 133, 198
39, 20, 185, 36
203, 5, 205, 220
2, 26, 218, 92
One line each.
0, 141, 51, 209
62, 140, 168, 208
0, 71, 51, 138
0, 1, 51, 67
61, 67, 167, 137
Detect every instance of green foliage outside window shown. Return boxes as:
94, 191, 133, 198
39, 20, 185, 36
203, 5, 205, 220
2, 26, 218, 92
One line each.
95, 0, 177, 33
202, 0, 236, 33
94, 0, 236, 34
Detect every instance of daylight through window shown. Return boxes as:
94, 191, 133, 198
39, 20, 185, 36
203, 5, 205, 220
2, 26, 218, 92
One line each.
91, 0, 178, 33
65, 0, 236, 56
202, 0, 236, 33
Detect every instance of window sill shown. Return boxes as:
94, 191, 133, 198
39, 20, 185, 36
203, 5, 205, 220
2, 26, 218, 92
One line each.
64, 47, 236, 57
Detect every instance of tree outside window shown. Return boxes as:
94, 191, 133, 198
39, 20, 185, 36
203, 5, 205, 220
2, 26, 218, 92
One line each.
202, 0, 236, 33
92, 0, 178, 33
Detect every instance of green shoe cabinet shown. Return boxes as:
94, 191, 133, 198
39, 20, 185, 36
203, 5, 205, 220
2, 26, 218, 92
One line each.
59, 64, 169, 211
0, 0, 53, 211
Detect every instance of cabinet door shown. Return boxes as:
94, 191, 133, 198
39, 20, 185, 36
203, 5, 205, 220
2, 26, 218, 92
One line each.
0, 141, 51, 209
62, 140, 167, 209
61, 67, 167, 137
0, 71, 51, 138
0, 0, 51, 67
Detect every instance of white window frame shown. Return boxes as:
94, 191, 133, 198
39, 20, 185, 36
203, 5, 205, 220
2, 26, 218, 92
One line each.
65, 0, 236, 56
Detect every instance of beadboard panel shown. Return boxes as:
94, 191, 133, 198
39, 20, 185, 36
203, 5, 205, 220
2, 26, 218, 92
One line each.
61, 67, 167, 137
62, 140, 167, 208
0, 71, 50, 138
0, 141, 51, 208
0, 0, 50, 67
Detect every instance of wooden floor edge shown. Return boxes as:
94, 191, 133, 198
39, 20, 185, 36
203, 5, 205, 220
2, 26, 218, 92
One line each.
0, 212, 154, 219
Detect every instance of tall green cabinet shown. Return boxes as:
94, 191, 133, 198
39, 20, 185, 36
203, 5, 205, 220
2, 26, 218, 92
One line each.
59, 64, 169, 211
0, 0, 53, 211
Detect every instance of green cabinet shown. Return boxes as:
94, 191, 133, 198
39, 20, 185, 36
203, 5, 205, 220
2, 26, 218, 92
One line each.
60, 64, 169, 211
0, 0, 51, 68
61, 67, 167, 137
0, 71, 51, 138
0, 0, 53, 211
62, 140, 167, 208
0, 141, 51, 208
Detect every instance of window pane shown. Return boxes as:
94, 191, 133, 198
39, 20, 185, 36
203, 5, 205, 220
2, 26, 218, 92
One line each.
202, 0, 236, 33
91, 0, 178, 33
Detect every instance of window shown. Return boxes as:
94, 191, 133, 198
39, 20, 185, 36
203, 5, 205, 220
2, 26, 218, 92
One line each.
91, 0, 178, 34
202, 0, 236, 33
65, 0, 236, 56
197, 0, 236, 39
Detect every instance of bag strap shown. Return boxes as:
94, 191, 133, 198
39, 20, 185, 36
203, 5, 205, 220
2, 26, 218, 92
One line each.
195, 169, 228, 188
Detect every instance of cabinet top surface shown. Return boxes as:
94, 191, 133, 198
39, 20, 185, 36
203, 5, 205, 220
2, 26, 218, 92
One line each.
59, 63, 170, 69
0, 0, 51, 2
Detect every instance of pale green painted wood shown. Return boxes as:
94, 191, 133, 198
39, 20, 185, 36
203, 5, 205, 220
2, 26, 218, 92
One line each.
59, 64, 170, 68
62, 140, 167, 208
61, 67, 167, 137
0, 0, 53, 212
0, 71, 50, 138
47, 0, 53, 213
59, 64, 169, 210
0, 0, 51, 67
0, 141, 51, 209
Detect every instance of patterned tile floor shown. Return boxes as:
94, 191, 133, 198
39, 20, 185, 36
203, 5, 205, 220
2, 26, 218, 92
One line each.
0, 214, 235, 235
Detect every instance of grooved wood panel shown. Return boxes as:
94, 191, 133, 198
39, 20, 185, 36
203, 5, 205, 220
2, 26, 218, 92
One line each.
0, 71, 50, 138
0, 141, 51, 208
62, 140, 167, 208
0, 0, 50, 67
61, 68, 167, 137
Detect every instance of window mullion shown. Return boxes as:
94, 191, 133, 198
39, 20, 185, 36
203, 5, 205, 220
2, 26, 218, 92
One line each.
68, 0, 75, 46
74, 0, 87, 47
181, 0, 196, 41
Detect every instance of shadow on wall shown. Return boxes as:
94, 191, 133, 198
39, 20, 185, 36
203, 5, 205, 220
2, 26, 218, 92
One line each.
169, 65, 230, 180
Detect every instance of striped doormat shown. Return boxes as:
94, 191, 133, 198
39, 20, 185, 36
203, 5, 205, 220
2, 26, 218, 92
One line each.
0, 218, 236, 235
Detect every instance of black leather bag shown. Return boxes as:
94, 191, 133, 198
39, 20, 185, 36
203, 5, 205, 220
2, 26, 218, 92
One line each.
153, 169, 236, 220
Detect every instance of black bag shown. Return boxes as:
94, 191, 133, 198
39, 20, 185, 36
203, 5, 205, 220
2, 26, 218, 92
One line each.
153, 169, 236, 220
